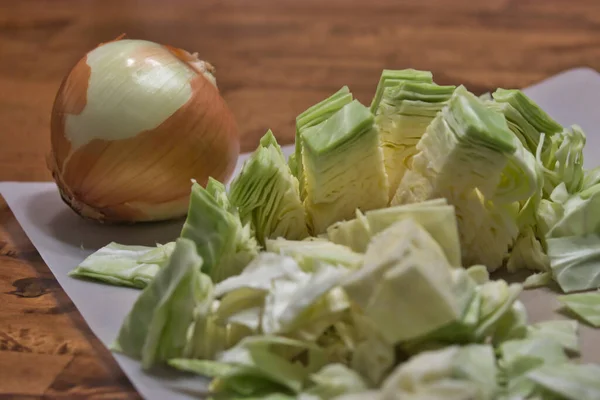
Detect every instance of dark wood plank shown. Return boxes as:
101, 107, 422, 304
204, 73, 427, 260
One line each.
1, 0, 600, 397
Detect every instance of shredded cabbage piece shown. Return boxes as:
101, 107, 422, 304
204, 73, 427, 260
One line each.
69, 241, 174, 288
558, 292, 600, 327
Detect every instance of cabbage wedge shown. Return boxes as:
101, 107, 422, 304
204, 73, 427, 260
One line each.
181, 179, 259, 282
392, 86, 528, 269
491, 88, 562, 165
373, 80, 456, 198
230, 130, 309, 245
301, 100, 389, 234
369, 69, 433, 113
293, 86, 354, 196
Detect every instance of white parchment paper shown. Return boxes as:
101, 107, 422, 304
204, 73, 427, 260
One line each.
1, 67, 600, 399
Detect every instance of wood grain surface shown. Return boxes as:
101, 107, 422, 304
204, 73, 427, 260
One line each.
1, 0, 600, 397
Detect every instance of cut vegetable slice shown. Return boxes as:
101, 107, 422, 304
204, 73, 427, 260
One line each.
167, 358, 234, 377
466, 264, 490, 284
181, 179, 259, 282
391, 86, 524, 269
381, 345, 498, 400
454, 189, 520, 270
214, 253, 350, 339
369, 69, 433, 113
343, 219, 460, 344
262, 264, 348, 336
230, 130, 309, 245
293, 86, 354, 196
523, 272, 553, 289
373, 81, 455, 198
558, 292, 600, 327
491, 300, 528, 345
69, 242, 174, 288
583, 166, 600, 190
214, 253, 306, 331
500, 337, 568, 368
302, 100, 389, 234
348, 312, 395, 386
526, 320, 580, 355
475, 280, 523, 339
393, 85, 517, 204
327, 199, 461, 266
491, 88, 562, 165
498, 337, 569, 399
265, 237, 363, 271
112, 238, 207, 369
536, 126, 586, 197
547, 182, 600, 238
300, 363, 368, 399
547, 235, 600, 293
400, 268, 481, 349
215, 335, 329, 394
506, 226, 550, 273
526, 363, 600, 400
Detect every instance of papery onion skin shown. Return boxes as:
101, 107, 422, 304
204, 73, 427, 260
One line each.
49, 38, 240, 223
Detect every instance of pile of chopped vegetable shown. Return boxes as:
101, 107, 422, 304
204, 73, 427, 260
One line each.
70, 69, 600, 400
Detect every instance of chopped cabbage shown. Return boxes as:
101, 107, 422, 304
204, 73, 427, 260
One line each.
69, 241, 174, 288
181, 179, 259, 282
373, 80, 455, 198
214, 335, 328, 394
498, 337, 569, 399
369, 69, 434, 113
475, 280, 523, 339
265, 237, 363, 271
301, 100, 389, 234
526, 320, 580, 355
558, 292, 600, 327
214, 253, 351, 341
342, 219, 461, 344
229, 130, 309, 245
111, 238, 208, 369
299, 363, 368, 399
327, 199, 461, 266
293, 86, 354, 196
547, 235, 600, 293
391, 86, 529, 270
537, 126, 586, 197
523, 271, 553, 289
380, 345, 498, 400
103, 68, 600, 399
526, 363, 600, 400
491, 88, 562, 167
547, 182, 600, 238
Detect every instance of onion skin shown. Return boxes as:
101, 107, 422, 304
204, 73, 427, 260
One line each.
49, 39, 240, 223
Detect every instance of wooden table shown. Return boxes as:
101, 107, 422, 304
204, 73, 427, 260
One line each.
1, 0, 600, 397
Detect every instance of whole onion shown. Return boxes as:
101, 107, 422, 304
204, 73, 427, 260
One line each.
49, 38, 240, 223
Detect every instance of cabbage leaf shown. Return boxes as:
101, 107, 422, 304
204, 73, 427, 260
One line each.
69, 241, 175, 288
558, 292, 600, 327
229, 130, 309, 245
111, 238, 208, 369
181, 179, 259, 282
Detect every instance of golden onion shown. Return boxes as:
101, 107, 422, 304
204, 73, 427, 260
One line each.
49, 38, 239, 223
